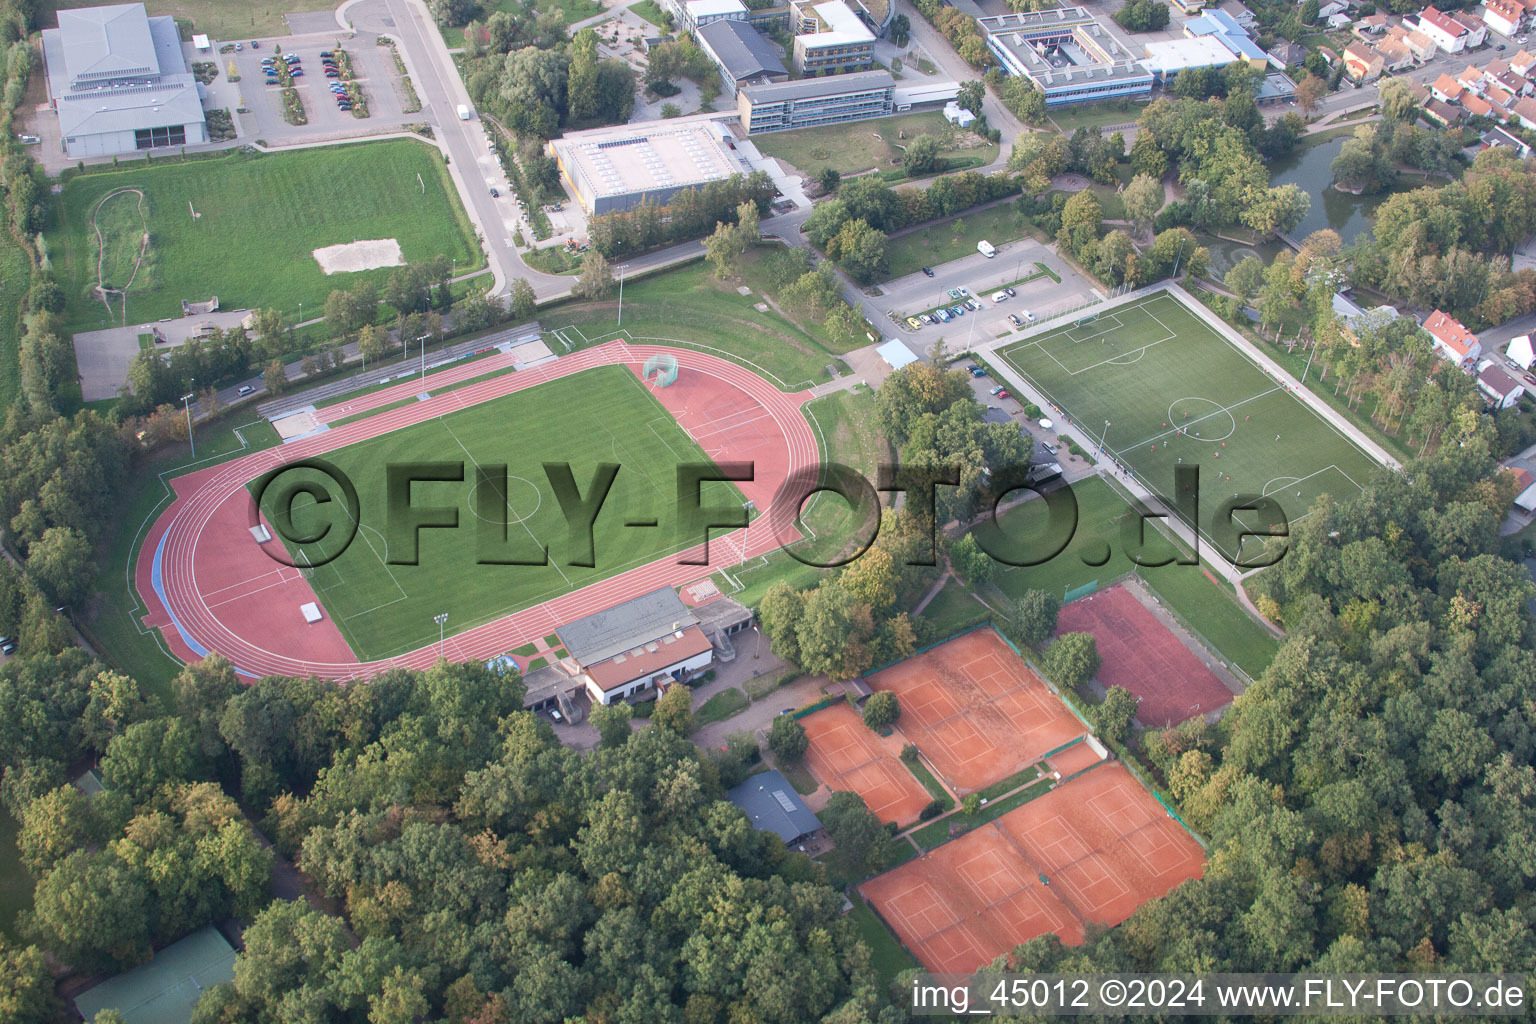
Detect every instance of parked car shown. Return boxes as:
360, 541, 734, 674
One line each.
1022, 310, 1035, 321
957, 286, 970, 296
936, 308, 951, 322
997, 389, 1011, 399
1008, 313, 1023, 327
490, 187, 500, 197
235, 42, 242, 50
921, 314, 934, 324
990, 385, 1005, 395
265, 77, 279, 84
921, 266, 935, 277
320, 50, 334, 57
238, 384, 256, 396
950, 305, 965, 317
968, 366, 985, 377
251, 40, 260, 48
991, 290, 1008, 303
0, 638, 16, 655
965, 298, 981, 311
1005, 286, 1016, 297
906, 317, 922, 329
325, 70, 340, 77
947, 288, 960, 300
290, 68, 304, 76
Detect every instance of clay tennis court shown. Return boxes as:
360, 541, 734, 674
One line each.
801, 702, 933, 827
867, 629, 1085, 794
862, 761, 1204, 973
1055, 584, 1233, 727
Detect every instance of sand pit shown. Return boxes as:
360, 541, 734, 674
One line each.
272, 410, 319, 439
312, 238, 404, 275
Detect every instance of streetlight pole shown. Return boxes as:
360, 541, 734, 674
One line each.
434, 612, 448, 659
617, 264, 629, 329
1100, 419, 1110, 456
182, 384, 196, 458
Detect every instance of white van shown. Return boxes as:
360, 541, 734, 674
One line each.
991, 290, 1008, 302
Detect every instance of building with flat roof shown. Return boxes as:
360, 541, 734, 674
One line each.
1141, 35, 1241, 76
75, 926, 236, 1024
697, 19, 789, 94
548, 119, 745, 215
737, 68, 895, 131
790, 0, 876, 73
664, 0, 749, 33
727, 769, 824, 844
979, 8, 1154, 105
40, 2, 207, 158
556, 587, 718, 704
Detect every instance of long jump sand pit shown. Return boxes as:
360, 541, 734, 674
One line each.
860, 762, 1205, 973
313, 238, 404, 275
869, 629, 1085, 794
801, 701, 933, 827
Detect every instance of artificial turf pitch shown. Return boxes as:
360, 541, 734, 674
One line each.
997, 290, 1382, 562
259, 365, 741, 661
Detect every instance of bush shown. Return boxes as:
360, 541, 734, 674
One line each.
919, 799, 946, 821
862, 691, 900, 731
768, 714, 809, 763
900, 742, 919, 763
1024, 402, 1042, 419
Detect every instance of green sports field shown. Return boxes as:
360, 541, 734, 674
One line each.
259, 366, 743, 660
50, 141, 482, 332
996, 290, 1384, 563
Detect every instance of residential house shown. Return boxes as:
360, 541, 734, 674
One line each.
1344, 40, 1386, 79
1497, 70, 1531, 94
1477, 361, 1526, 408
1510, 47, 1536, 73
1508, 333, 1535, 368
1424, 96, 1467, 123
1418, 5, 1472, 52
1486, 83, 1516, 114
1268, 41, 1307, 66
1512, 94, 1536, 126
1425, 309, 1483, 367
1377, 35, 1414, 68
1319, 0, 1348, 16
1317, 45, 1341, 64
1483, 124, 1534, 155
1464, 92, 1496, 116
1452, 9, 1490, 45
1328, 12, 1353, 28
1404, 27, 1439, 58
1483, 0, 1525, 37
1355, 11, 1390, 33
1432, 70, 1466, 99
1458, 62, 1489, 89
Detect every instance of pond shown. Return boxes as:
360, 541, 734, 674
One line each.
1268, 136, 1402, 246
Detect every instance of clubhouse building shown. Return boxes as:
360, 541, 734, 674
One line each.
41, 2, 207, 158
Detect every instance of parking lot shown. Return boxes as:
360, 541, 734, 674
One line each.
880, 238, 1097, 352
226, 34, 416, 141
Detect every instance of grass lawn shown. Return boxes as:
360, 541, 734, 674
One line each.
847, 894, 919, 994
1138, 559, 1280, 681
910, 775, 1054, 851
50, 141, 482, 333
753, 112, 997, 178
914, 577, 988, 640
795, 387, 891, 563
260, 365, 743, 660
693, 687, 750, 729
629, 0, 669, 26
995, 290, 1385, 562
546, 254, 855, 392
983, 476, 1178, 605
523, 246, 585, 275
0, 808, 30, 938
903, 755, 952, 807
882, 203, 1034, 280
440, 0, 603, 46
42, 0, 316, 38
81, 416, 283, 700
0, 234, 30, 409
781, 760, 819, 795
1047, 99, 1150, 135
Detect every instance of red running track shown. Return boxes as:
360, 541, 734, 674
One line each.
135, 339, 817, 679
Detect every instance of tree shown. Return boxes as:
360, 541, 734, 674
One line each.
0, 938, 57, 1024
826, 218, 888, 284
948, 533, 995, 587
1296, 73, 1327, 116
568, 28, 599, 121
1041, 631, 1100, 690
357, 324, 389, 367
861, 690, 900, 730
902, 133, 943, 176
1056, 189, 1102, 262
1225, 254, 1266, 301
590, 701, 632, 748
820, 791, 893, 877
262, 359, 287, 395
509, 278, 537, 320
26, 526, 91, 605
651, 684, 693, 734
817, 167, 841, 193
957, 80, 985, 115
1094, 686, 1139, 744
499, 46, 569, 138
1123, 173, 1164, 239
704, 219, 745, 279
768, 714, 809, 763
1009, 589, 1059, 649
575, 249, 614, 299
29, 850, 152, 971
758, 581, 806, 665
1113, 0, 1170, 31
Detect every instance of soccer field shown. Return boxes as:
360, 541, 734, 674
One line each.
259, 365, 741, 660
997, 290, 1384, 562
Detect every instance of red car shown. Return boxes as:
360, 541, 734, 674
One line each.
997, 389, 1011, 399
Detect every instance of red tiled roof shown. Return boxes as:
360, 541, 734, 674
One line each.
1464, 94, 1494, 116
1425, 310, 1480, 358
1433, 72, 1465, 98
583, 624, 713, 692
1420, 6, 1469, 36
